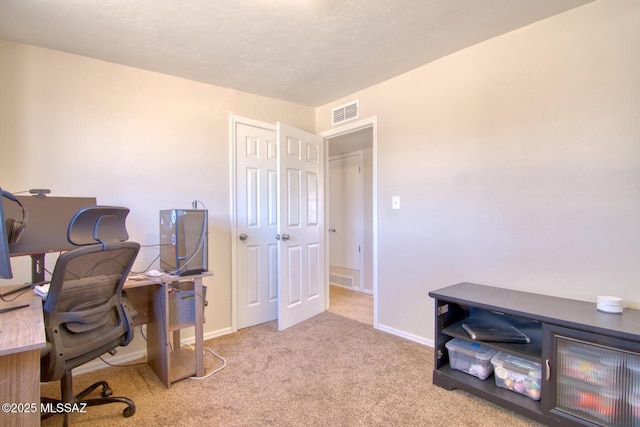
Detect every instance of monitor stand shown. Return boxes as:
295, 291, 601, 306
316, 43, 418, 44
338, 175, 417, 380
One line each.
0, 254, 46, 298
31, 253, 46, 283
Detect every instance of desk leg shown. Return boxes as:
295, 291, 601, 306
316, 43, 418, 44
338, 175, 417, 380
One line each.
146, 284, 170, 388
194, 277, 204, 378
0, 349, 40, 427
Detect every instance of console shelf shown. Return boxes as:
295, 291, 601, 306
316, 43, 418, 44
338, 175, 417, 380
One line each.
429, 282, 640, 427
441, 319, 542, 359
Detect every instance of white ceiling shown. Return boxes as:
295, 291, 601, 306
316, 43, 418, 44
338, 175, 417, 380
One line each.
0, 0, 592, 107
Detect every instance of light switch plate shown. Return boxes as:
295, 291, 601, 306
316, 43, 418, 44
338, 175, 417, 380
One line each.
392, 196, 400, 210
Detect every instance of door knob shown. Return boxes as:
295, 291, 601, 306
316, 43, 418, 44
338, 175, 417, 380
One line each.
239, 233, 248, 241
329, 228, 336, 233
281, 233, 291, 241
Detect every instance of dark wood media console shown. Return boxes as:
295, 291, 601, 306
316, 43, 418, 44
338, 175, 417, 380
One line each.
429, 282, 640, 427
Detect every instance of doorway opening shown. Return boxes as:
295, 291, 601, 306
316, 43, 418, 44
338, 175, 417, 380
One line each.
320, 118, 378, 328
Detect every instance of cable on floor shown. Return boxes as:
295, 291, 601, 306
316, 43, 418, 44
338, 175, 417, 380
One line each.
98, 356, 147, 368
189, 347, 226, 380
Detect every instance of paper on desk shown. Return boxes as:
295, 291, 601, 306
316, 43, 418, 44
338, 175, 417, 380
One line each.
34, 283, 49, 299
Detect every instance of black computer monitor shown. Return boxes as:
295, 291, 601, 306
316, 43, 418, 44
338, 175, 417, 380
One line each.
4, 195, 96, 283
5, 195, 97, 257
0, 190, 14, 279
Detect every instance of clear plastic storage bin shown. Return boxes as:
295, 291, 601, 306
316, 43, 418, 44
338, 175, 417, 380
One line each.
445, 338, 498, 380
491, 351, 542, 400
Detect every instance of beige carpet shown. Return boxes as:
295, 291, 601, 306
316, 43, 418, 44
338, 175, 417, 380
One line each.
41, 312, 542, 426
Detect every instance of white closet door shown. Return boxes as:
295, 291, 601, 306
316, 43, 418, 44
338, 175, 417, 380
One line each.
277, 122, 325, 331
236, 122, 278, 328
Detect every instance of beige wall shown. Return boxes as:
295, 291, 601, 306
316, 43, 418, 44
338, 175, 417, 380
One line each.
0, 40, 314, 357
317, 0, 640, 341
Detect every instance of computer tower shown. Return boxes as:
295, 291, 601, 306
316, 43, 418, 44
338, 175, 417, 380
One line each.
160, 209, 208, 275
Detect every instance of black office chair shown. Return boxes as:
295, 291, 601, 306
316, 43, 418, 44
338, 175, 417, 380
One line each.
40, 206, 140, 426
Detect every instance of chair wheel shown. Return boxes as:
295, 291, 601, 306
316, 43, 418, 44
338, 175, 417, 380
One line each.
123, 406, 135, 418
101, 387, 113, 397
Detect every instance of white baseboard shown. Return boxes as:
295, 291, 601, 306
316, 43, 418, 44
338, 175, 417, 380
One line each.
68, 326, 234, 377
376, 323, 434, 348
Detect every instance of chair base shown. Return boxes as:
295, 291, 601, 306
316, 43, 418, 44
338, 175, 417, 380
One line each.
42, 371, 135, 426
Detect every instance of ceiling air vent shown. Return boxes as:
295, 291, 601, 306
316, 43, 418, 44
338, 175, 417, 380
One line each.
331, 100, 359, 125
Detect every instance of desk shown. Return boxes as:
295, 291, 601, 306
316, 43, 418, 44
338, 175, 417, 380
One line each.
124, 272, 210, 388
0, 292, 45, 427
0, 272, 207, 426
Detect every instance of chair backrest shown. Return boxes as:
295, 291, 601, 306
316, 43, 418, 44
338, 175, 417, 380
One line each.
41, 206, 140, 382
